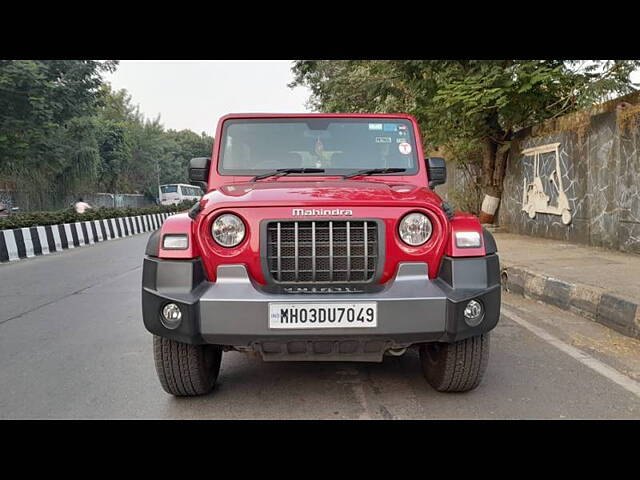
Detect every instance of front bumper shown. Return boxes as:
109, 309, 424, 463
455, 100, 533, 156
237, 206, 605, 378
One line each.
142, 255, 500, 362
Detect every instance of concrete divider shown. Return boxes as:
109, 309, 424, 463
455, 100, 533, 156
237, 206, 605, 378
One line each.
0, 213, 172, 263
501, 263, 640, 340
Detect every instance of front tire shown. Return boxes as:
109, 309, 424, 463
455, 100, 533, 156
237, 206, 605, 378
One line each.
419, 334, 489, 392
153, 335, 223, 396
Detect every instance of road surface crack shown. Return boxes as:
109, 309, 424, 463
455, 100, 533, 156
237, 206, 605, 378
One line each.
0, 265, 141, 327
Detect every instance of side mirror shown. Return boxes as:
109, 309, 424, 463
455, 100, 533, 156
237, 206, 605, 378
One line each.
189, 157, 211, 191
426, 157, 446, 189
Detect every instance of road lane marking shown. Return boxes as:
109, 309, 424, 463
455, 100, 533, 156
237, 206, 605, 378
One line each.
502, 306, 640, 399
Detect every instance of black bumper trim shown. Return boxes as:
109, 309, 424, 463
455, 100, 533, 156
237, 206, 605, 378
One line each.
142, 255, 501, 348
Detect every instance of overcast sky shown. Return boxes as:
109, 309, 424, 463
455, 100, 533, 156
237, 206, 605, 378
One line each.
103, 61, 640, 136
102, 60, 311, 135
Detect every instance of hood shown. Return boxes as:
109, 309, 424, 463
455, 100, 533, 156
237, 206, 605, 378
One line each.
201, 180, 443, 209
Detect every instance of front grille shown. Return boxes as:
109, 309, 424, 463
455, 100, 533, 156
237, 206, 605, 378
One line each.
266, 220, 379, 284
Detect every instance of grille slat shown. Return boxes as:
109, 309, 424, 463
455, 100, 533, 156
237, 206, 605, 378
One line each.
277, 223, 281, 281
346, 221, 351, 282
312, 221, 316, 281
266, 220, 378, 284
294, 223, 299, 282
364, 221, 368, 278
329, 221, 334, 282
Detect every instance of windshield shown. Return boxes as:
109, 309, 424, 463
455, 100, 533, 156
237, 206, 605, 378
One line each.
219, 118, 419, 176
161, 185, 178, 193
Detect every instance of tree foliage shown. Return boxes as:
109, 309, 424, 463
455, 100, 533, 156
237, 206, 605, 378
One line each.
0, 60, 214, 211
290, 60, 640, 208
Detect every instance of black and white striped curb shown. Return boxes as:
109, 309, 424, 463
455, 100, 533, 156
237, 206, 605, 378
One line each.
501, 263, 640, 340
0, 213, 173, 263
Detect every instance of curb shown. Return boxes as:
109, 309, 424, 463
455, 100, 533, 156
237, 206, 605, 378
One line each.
0, 212, 172, 263
501, 262, 640, 340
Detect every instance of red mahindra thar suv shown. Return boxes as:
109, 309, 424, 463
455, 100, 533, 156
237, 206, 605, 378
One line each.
142, 114, 500, 396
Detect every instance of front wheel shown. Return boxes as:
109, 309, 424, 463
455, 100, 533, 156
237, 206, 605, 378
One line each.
419, 334, 490, 392
153, 335, 223, 396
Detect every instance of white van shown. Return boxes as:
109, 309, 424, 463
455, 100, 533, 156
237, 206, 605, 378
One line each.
159, 183, 202, 206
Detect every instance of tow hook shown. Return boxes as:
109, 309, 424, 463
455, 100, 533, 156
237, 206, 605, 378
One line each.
385, 347, 408, 357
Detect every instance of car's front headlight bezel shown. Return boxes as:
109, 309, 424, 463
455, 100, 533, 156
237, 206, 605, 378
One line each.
398, 212, 433, 246
211, 213, 246, 247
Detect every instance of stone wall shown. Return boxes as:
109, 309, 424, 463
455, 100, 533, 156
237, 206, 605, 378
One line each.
498, 93, 640, 254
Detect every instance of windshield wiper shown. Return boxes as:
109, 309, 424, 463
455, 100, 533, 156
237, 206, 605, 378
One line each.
342, 168, 406, 179
251, 168, 325, 182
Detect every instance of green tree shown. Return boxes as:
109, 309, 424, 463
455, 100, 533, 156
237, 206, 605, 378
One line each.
290, 60, 640, 220
94, 84, 214, 198
0, 60, 117, 209
1, 61, 214, 210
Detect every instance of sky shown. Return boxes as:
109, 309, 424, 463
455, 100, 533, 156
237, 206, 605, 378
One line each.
102, 60, 311, 135
102, 61, 640, 136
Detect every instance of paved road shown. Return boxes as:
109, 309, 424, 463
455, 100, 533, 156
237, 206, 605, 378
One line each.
1, 233, 638, 419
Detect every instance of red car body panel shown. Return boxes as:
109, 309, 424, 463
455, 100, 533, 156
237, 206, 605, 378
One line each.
158, 213, 201, 259
446, 212, 486, 257
159, 113, 486, 282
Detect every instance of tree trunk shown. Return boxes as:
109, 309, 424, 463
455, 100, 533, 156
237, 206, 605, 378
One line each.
478, 138, 501, 224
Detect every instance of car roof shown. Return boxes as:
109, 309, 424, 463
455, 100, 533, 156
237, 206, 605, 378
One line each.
218, 112, 417, 121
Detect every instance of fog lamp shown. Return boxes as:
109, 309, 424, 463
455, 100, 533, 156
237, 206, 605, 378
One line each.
161, 303, 182, 329
463, 299, 484, 326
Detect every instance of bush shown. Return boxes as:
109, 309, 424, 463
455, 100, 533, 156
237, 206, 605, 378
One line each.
0, 200, 197, 230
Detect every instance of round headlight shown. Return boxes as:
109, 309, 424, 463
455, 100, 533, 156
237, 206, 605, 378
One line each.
212, 213, 245, 247
398, 212, 432, 246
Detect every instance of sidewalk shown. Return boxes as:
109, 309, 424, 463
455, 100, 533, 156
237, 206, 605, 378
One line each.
494, 231, 640, 339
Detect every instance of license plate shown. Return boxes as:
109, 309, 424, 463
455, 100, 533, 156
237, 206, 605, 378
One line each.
269, 303, 377, 329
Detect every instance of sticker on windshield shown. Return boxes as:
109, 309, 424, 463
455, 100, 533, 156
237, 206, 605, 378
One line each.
375, 137, 392, 143
368, 123, 383, 130
399, 142, 412, 155
383, 124, 397, 132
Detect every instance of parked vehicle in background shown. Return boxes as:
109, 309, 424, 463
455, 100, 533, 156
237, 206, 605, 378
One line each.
0, 203, 19, 217
143, 113, 501, 397
159, 184, 202, 206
